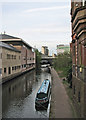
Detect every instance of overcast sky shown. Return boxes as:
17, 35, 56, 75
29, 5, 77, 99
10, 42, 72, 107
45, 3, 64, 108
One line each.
1, 0, 71, 55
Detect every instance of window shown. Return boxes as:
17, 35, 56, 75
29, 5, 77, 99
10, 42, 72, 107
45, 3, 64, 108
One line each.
0, 53, 2, 59
18, 66, 20, 69
74, 86, 75, 95
79, 44, 82, 65
78, 92, 80, 102
7, 54, 10, 59
12, 55, 13, 59
17, 66, 20, 69
37, 93, 47, 99
8, 67, 11, 74
85, 0, 86, 5
24, 64, 26, 67
19, 56, 20, 59
15, 66, 16, 70
12, 67, 14, 70
4, 68, 6, 73
0, 68, 2, 74
7, 54, 18, 59
14, 55, 16, 59
73, 46, 75, 56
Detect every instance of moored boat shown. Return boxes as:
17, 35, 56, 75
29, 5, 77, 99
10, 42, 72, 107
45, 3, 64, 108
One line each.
35, 79, 51, 109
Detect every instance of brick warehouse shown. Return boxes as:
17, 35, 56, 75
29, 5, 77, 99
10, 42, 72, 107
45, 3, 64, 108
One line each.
71, 0, 86, 117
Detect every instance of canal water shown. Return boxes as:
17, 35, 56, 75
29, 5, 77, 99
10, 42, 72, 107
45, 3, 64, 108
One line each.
2, 68, 51, 118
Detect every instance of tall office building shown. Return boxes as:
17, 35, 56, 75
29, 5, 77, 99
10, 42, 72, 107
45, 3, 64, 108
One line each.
41, 46, 49, 56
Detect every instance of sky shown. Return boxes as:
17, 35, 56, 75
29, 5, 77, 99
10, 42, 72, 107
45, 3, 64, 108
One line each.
1, 0, 72, 55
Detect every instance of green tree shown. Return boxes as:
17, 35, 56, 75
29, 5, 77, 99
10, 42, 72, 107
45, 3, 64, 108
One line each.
53, 52, 72, 87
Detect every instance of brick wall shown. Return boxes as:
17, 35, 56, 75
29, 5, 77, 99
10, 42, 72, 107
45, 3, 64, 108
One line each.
72, 75, 84, 117
2, 47, 21, 79
71, 2, 86, 117
14, 45, 35, 71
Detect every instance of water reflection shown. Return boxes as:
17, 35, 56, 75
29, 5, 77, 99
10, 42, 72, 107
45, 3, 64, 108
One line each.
2, 68, 51, 118
2, 71, 35, 115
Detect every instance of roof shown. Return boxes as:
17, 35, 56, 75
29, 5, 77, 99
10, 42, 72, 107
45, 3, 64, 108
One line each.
42, 46, 48, 48
0, 42, 21, 52
38, 79, 50, 94
0, 34, 20, 39
0, 34, 32, 49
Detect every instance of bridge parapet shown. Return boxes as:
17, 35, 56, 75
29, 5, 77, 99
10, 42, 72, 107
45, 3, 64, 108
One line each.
41, 56, 55, 66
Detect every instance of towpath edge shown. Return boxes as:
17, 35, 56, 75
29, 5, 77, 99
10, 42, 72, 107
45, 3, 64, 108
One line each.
49, 68, 75, 118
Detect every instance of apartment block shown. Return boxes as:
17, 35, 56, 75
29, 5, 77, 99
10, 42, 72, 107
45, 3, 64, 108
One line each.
71, 0, 86, 117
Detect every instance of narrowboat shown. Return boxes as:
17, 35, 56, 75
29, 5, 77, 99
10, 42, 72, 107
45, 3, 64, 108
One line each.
35, 79, 51, 108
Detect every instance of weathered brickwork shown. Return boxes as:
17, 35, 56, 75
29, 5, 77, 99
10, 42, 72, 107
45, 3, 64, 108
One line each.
71, 0, 86, 117
14, 45, 35, 72
72, 75, 84, 117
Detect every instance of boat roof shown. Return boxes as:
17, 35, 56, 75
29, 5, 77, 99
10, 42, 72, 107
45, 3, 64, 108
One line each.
37, 79, 50, 94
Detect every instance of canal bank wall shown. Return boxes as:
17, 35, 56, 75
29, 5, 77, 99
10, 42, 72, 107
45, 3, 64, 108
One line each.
1, 66, 35, 84
49, 68, 74, 118
2, 68, 51, 118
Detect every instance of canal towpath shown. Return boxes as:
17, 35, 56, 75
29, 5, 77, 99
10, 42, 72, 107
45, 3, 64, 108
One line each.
49, 68, 74, 118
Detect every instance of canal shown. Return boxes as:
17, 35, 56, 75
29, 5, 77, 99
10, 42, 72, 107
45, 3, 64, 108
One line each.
2, 68, 51, 118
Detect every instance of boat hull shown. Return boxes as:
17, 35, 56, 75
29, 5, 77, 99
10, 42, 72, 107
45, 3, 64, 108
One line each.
35, 100, 49, 110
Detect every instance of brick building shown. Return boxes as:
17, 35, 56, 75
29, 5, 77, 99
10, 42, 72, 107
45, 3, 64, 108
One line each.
0, 42, 21, 83
0, 34, 35, 83
71, 0, 86, 117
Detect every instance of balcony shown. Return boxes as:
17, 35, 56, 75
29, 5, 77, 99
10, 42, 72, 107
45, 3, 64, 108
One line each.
71, 5, 86, 23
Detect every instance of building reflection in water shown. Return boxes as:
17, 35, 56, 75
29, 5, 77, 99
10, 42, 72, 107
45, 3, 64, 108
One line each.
2, 70, 36, 115
2, 68, 51, 118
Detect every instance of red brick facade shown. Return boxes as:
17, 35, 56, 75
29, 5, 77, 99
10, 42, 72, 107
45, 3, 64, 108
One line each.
71, 0, 86, 117
12, 44, 35, 72
0, 34, 36, 74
